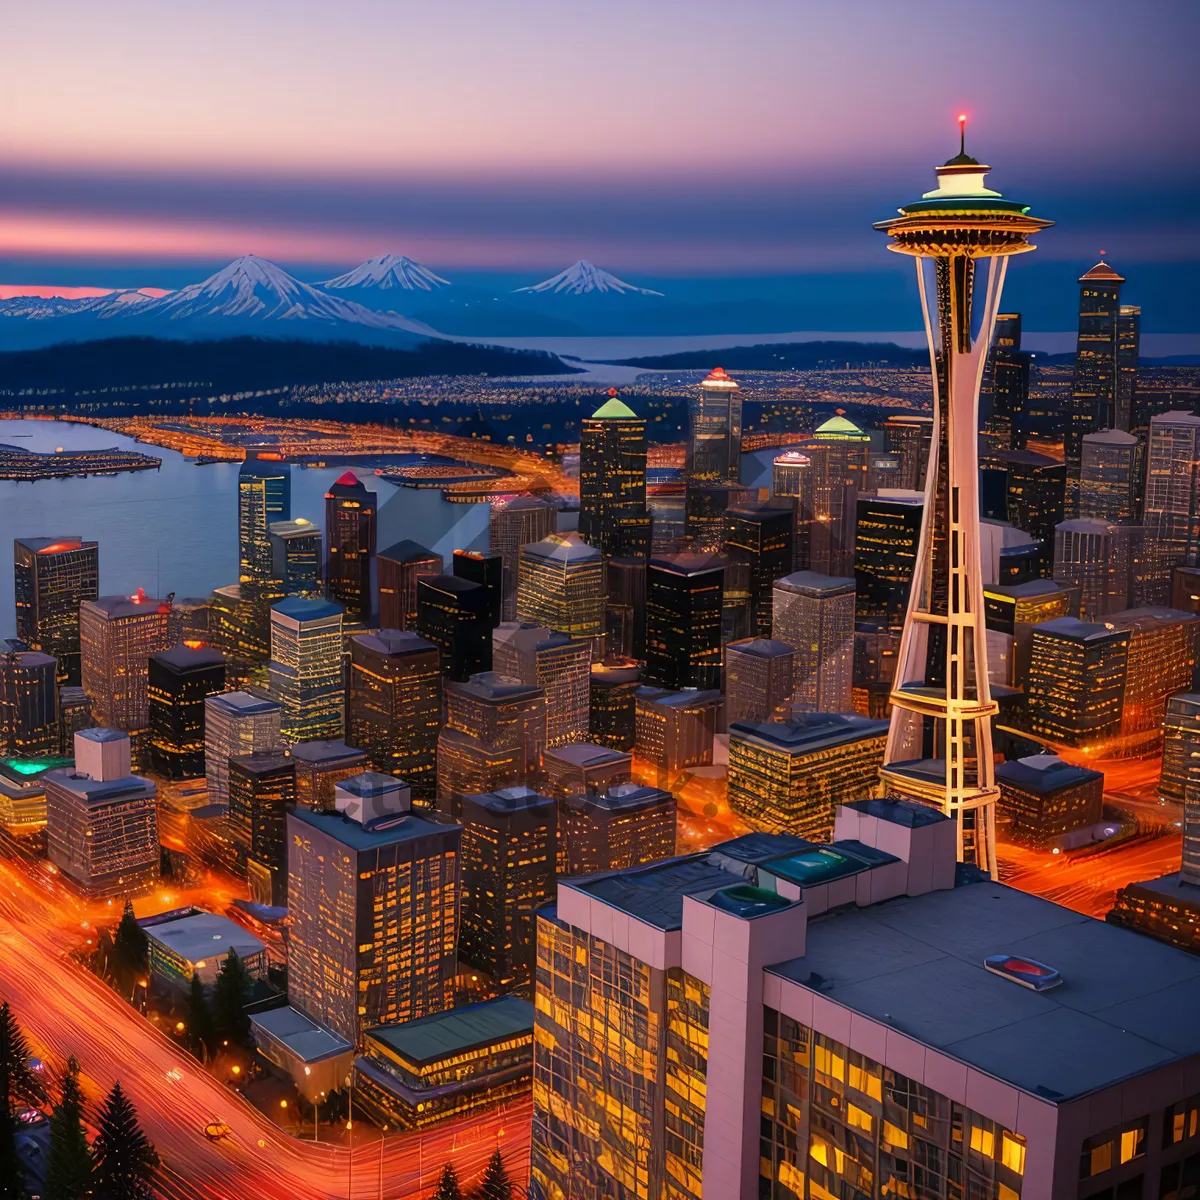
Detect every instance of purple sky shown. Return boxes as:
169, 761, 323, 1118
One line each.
0, 0, 1196, 276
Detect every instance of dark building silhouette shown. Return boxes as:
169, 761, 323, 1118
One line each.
238, 457, 291, 585
605, 555, 647, 660
558, 783, 676, 877
377, 540, 443, 631
268, 519, 323, 597
723, 505, 793, 637
982, 313, 1031, 449
453, 549, 504, 630
579, 392, 650, 558
13, 536, 99, 686
324, 470, 377, 622
0, 650, 58, 758
228, 750, 296, 906
979, 448, 1065, 547
853, 491, 923, 624
416, 574, 492, 682
589, 658, 641, 751
644, 553, 725, 691
147, 645, 225, 779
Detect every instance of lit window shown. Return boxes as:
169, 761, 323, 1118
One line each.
847, 1104, 873, 1134
1119, 1124, 1145, 1163
970, 1125, 995, 1158
1001, 1132, 1026, 1175
883, 1121, 909, 1150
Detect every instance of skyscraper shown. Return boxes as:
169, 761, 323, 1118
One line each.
290, 739, 367, 811
772, 571, 855, 714
852, 490, 923, 625
452, 549, 503, 630
0, 650, 58, 758
1160, 692, 1200, 805
228, 750, 296, 904
578, 391, 650, 558
1079, 429, 1140, 524
488, 495, 556, 621
634, 687, 722, 776
238, 456, 291, 584
324, 471, 377, 622
723, 638, 795, 726
268, 519, 323, 598
644, 553, 724, 690
516, 532, 605, 650
492, 621, 591, 748
979, 447, 1066, 546
556, 782, 676, 877
1117, 303, 1141, 433
376, 540, 443, 631
268, 597, 345, 743
881, 413, 933, 491
873, 123, 1051, 875
147, 645, 225, 779
287, 779, 459, 1044
203, 690, 284, 808
416, 574, 492, 682
13, 536, 99, 686
771, 450, 816, 570
604, 555, 647, 659
588, 658, 641, 751
1143, 411, 1200, 603
1066, 260, 1124, 508
1052, 519, 1130, 620
723, 504, 792, 636
685, 366, 742, 484
541, 742, 632, 803
980, 312, 1030, 449
346, 630, 440, 799
808, 414, 871, 576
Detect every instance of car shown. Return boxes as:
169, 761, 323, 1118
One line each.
204, 1120, 233, 1142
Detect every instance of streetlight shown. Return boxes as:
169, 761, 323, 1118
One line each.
344, 1072, 354, 1200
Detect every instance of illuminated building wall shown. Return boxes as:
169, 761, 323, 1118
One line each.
516, 533, 605, 649
881, 414, 933, 492
324, 471, 377, 622
268, 519, 323, 598
606, 555, 647, 660
13, 536, 99, 686
723, 505, 792, 636
686, 481, 754, 556
644, 553, 724, 691
558, 782, 675, 877
1117, 304, 1141, 434
1080, 430, 1139, 525
203, 690, 284, 807
269, 597, 345, 743
1108, 877, 1200, 954
1143, 411, 1200, 604
147, 646, 225, 779
286, 803, 460, 1045
1026, 617, 1130, 748
980, 312, 1031, 450
686, 366, 742, 484
80, 591, 175, 734
493, 622, 591, 748
1159, 693, 1200, 806
634, 687, 721, 775
589, 658, 640, 751
238, 457, 291, 584
459, 787, 556, 996
542, 742, 632, 803
489, 496, 556, 621
579, 393, 650, 558
853, 491, 923, 626
376, 540, 443, 631
983, 580, 1073, 688
452, 550, 503, 630
724, 638, 794, 726
995, 752, 1104, 848
1052, 519, 1130, 620
290, 739, 367, 811
228, 750, 296, 905
347, 631, 440, 800
772, 571, 855, 714
58, 687, 94, 755
980, 448, 1066, 547
726, 714, 888, 841
772, 450, 816, 571
416, 574, 492, 682
0, 651, 58, 758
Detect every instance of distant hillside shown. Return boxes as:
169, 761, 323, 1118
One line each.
612, 340, 927, 370
0, 335, 576, 399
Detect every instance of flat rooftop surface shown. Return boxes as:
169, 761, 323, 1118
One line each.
289, 804, 454, 851
769, 878, 1200, 1100
366, 996, 534, 1066
251, 1005, 352, 1062
143, 910, 265, 964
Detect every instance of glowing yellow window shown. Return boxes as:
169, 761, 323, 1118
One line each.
809, 1138, 830, 1168
847, 1104, 873, 1134
999, 1185, 1019, 1200
883, 1121, 909, 1150
1119, 1125, 1145, 1163
970, 1125, 995, 1158
1001, 1132, 1026, 1175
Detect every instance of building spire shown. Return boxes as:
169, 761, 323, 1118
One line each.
959, 112, 966, 157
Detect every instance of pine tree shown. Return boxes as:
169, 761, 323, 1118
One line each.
0, 1001, 33, 1200
431, 1162, 462, 1200
44, 1056, 92, 1200
91, 1082, 159, 1200
477, 1148, 513, 1200
186, 973, 215, 1058
0, 1111, 23, 1200
111, 900, 148, 976
212, 949, 252, 1048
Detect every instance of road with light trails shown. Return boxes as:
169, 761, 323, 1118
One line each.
0, 857, 530, 1199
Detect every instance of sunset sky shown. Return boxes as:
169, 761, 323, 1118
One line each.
1, 0, 1197, 325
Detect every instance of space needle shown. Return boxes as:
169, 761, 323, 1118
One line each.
874, 117, 1052, 877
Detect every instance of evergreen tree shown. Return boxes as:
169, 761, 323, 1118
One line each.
111, 900, 148, 976
212, 949, 252, 1048
91, 1082, 159, 1200
186, 973, 215, 1058
0, 1111, 23, 1200
0, 1001, 34, 1200
45, 1056, 92, 1200
477, 1149, 513, 1200
431, 1162, 462, 1200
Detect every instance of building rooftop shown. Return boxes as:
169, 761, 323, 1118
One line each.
844, 797, 947, 828
463, 786, 555, 817
449, 672, 542, 702
336, 770, 404, 798
770, 877, 1200, 1101
76, 727, 128, 745
814, 415, 868, 440
420, 573, 481, 597
84, 592, 171, 620
1150, 410, 1200, 428
250, 1004, 353, 1063
700, 366, 739, 391
288, 804, 456, 852
1122, 872, 1200, 903
648, 552, 726, 577
229, 750, 292, 776
996, 753, 1103, 794
15, 536, 91, 554
1108, 607, 1199, 633
272, 596, 342, 622
985, 579, 1069, 601
43, 768, 155, 806
1079, 260, 1125, 283
269, 518, 320, 538
1033, 616, 1125, 643
576, 854, 746, 930
726, 638, 794, 660
544, 742, 631, 769
522, 532, 601, 565
636, 687, 723, 711
589, 395, 640, 421
1083, 428, 1139, 446
152, 645, 225, 671
365, 996, 534, 1067
774, 570, 856, 595
289, 739, 366, 766
729, 713, 889, 753
574, 783, 672, 814
1056, 518, 1115, 535
207, 690, 281, 717
353, 629, 437, 657
140, 909, 265, 965
379, 539, 440, 564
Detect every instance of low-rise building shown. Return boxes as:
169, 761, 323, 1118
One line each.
541, 741, 632, 801
140, 907, 267, 993
995, 752, 1105, 848
634, 687, 722, 776
250, 1004, 354, 1105
558, 782, 676, 877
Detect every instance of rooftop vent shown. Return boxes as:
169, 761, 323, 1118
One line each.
983, 954, 1062, 993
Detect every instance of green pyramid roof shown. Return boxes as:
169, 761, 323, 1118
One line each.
590, 397, 639, 420
814, 414, 868, 440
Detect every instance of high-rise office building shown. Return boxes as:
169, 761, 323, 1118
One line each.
686, 366, 742, 484
726, 712, 889, 840
437, 672, 547, 817
493, 622, 591, 748
1143, 411, 1200, 603
979, 448, 1066, 546
981, 312, 1031, 449
771, 450, 816, 570
1067, 260, 1124, 509
452, 549, 503, 630
346, 630, 440, 799
287, 777, 459, 1044
881, 413, 933, 491
204, 690, 284, 808
634, 687, 722, 776
684, 482, 753, 555
228, 750, 296, 905
1052, 519, 1130, 620
58, 686, 94, 755
290, 739, 367, 811
865, 452, 904, 494
267, 519, 322, 598
995, 752, 1104, 849
723, 505, 792, 636
516, 533, 605, 650
324, 471, 376, 622
532, 800, 1200, 1200
416, 574, 492, 682
1159, 692, 1200, 805
852, 490, 923, 625
489, 495, 557, 622
1026, 616, 1130, 748
557, 782, 676, 878
268, 597, 344, 743
644, 553, 724, 691
588, 658, 640, 751
604, 555, 647, 660
376, 540, 443, 631
1116, 303, 1141, 434
724, 638, 794, 726
13, 536, 99, 686
873, 127, 1051, 876
80, 590, 175, 738
579, 392, 650, 558
459, 786, 556, 997
1079, 429, 1140, 524
541, 742, 632, 802
238, 456, 291, 584
803, 416, 871, 576
0, 650, 58, 757
147, 645, 225, 779
772, 571, 855, 714
44, 729, 158, 896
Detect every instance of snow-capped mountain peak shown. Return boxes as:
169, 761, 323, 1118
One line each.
514, 260, 663, 296
320, 254, 451, 292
